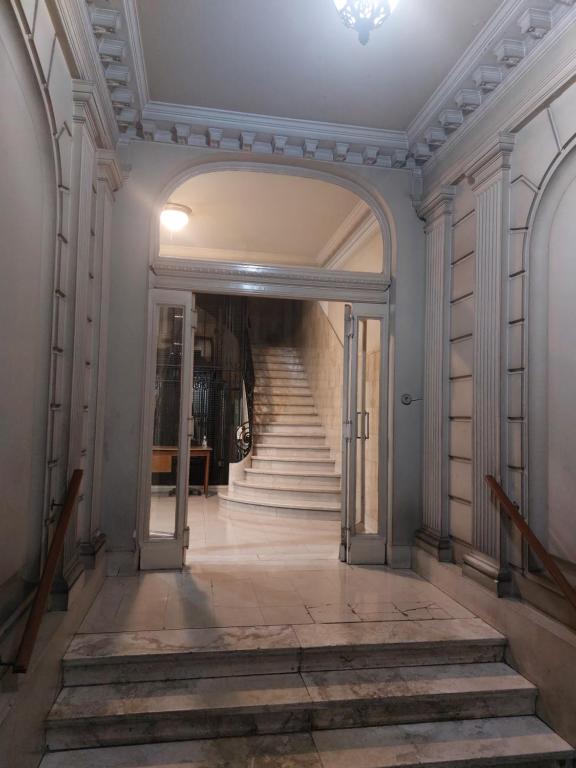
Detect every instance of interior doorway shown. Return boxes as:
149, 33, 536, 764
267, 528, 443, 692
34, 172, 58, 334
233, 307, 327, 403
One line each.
139, 292, 389, 570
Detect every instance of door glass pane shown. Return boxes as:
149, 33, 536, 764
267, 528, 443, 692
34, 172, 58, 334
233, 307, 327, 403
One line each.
354, 318, 381, 534
149, 306, 184, 539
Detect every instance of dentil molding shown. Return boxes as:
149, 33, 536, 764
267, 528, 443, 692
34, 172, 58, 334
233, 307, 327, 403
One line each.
80, 0, 575, 175
407, 0, 576, 170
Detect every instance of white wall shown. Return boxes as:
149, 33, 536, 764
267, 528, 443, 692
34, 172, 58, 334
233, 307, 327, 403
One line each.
546, 173, 576, 565
0, 1, 56, 590
102, 142, 426, 566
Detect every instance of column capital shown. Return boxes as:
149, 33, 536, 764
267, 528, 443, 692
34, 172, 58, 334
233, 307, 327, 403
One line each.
466, 133, 515, 192
418, 185, 457, 225
72, 80, 110, 149
96, 148, 124, 192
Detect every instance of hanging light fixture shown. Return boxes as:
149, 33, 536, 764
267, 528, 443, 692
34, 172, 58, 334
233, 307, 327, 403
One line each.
160, 203, 191, 232
333, 0, 399, 45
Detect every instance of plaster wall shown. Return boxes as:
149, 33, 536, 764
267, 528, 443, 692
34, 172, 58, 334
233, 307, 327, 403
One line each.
102, 142, 426, 565
0, 2, 56, 593
296, 301, 344, 475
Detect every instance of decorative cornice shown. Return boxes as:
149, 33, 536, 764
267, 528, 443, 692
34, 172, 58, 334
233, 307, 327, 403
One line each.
80, 1, 413, 170
142, 102, 408, 150
52, 0, 118, 148
407, 0, 576, 171
134, 102, 412, 170
122, 0, 149, 106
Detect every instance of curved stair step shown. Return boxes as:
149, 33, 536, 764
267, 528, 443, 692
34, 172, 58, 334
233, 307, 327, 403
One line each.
219, 492, 341, 520
233, 480, 341, 505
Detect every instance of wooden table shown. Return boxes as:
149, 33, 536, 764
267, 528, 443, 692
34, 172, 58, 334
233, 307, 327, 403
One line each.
152, 446, 212, 497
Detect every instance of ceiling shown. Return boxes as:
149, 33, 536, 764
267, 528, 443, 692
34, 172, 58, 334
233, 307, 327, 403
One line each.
160, 171, 370, 266
137, 0, 504, 130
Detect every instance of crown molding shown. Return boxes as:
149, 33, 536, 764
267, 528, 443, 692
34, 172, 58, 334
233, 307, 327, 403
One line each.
407, 0, 526, 141
135, 102, 412, 170
122, 0, 149, 106
51, 0, 118, 148
407, 0, 576, 176
143, 102, 409, 150
422, 7, 576, 192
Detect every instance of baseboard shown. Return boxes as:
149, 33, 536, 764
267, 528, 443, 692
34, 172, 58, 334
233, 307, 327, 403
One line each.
386, 543, 412, 569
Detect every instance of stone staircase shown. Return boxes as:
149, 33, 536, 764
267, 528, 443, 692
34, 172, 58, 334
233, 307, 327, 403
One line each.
40, 618, 575, 767
219, 345, 341, 520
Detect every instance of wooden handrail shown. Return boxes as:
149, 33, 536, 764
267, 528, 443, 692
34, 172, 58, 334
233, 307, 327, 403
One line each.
12, 469, 83, 673
485, 474, 576, 616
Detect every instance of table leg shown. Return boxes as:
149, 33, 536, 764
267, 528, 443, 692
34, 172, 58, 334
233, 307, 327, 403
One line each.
203, 453, 210, 497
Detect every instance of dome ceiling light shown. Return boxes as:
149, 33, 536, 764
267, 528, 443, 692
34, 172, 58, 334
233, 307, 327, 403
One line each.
160, 203, 192, 232
333, 0, 399, 45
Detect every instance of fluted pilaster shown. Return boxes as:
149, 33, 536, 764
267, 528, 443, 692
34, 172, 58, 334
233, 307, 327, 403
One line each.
463, 135, 514, 592
416, 187, 455, 561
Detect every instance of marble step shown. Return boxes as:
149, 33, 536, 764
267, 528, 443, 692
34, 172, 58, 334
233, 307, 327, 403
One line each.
251, 456, 336, 472
38, 718, 576, 768
253, 351, 301, 360
255, 433, 328, 446
232, 480, 341, 505
257, 372, 308, 381
45, 663, 537, 750
218, 493, 341, 521
254, 384, 312, 402
254, 375, 310, 392
61, 620, 507, 687
254, 404, 317, 415
255, 395, 315, 406
260, 423, 325, 435
253, 415, 322, 425
244, 468, 341, 489
255, 363, 306, 373
253, 445, 332, 459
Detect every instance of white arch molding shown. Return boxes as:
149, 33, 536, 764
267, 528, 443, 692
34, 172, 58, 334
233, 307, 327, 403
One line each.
148, 157, 396, 303
525, 141, 576, 556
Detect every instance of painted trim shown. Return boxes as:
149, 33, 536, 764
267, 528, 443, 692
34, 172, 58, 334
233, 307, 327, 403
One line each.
143, 101, 409, 150
421, 4, 576, 191
123, 0, 150, 107
152, 258, 390, 304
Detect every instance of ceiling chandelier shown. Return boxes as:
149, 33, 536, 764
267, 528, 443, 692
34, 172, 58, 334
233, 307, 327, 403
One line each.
160, 203, 191, 232
333, 0, 399, 45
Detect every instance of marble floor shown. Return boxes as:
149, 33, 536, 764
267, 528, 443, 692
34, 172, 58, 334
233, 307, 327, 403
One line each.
81, 497, 475, 634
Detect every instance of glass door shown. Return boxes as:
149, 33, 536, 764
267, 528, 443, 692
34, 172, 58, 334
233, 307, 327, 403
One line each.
140, 290, 195, 569
341, 302, 389, 564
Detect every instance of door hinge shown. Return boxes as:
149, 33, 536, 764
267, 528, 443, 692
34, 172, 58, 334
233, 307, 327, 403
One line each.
191, 310, 198, 332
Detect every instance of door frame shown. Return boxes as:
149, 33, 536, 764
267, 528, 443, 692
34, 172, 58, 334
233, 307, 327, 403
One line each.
138, 271, 391, 570
341, 301, 390, 565
138, 289, 195, 570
